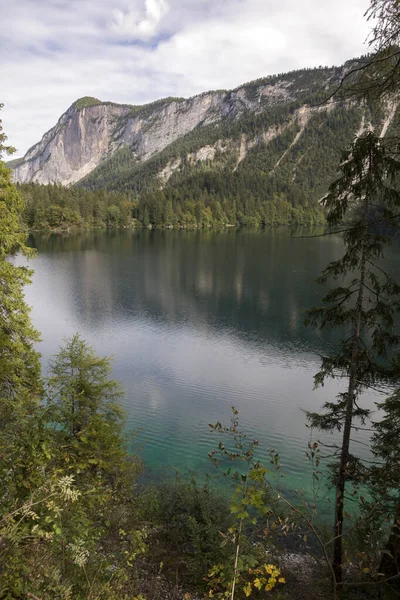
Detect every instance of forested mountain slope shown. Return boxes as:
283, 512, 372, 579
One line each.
11, 60, 400, 227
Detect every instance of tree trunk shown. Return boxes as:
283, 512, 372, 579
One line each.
333, 223, 367, 586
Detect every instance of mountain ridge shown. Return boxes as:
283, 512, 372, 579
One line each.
11, 58, 400, 230
11, 62, 349, 187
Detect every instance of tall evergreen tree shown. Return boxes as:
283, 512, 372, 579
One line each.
0, 104, 40, 397
0, 104, 43, 519
306, 131, 400, 586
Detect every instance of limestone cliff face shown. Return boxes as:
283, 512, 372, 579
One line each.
12, 78, 294, 186
14, 103, 131, 185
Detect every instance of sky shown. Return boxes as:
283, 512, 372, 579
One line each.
2, 0, 372, 157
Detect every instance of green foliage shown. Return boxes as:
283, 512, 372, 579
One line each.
305, 131, 400, 585
0, 135, 145, 596
361, 389, 400, 579
72, 96, 103, 110
332, 3, 400, 103
19, 177, 325, 231
6, 34, 400, 596
77, 100, 363, 229
1, 335, 145, 599
47, 333, 124, 434
2, 114, 244, 597
72, 96, 137, 113
0, 475, 81, 599
4, 156, 24, 169
207, 408, 284, 600
0, 104, 16, 158
18, 182, 138, 230
306, 132, 400, 413
0, 105, 40, 397
140, 477, 233, 590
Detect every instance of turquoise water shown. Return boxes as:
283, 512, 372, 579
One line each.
19, 228, 399, 498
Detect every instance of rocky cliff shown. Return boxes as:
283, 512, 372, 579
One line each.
14, 102, 132, 185
11, 66, 337, 186
11, 62, 400, 193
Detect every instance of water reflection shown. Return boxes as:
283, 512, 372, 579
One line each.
22, 228, 397, 494
30, 227, 345, 352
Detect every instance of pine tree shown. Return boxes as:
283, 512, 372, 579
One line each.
47, 333, 124, 438
0, 105, 50, 596
0, 104, 40, 397
306, 131, 400, 586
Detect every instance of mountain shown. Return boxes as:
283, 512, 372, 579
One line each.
11, 61, 400, 227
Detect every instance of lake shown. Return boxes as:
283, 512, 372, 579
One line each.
19, 228, 400, 500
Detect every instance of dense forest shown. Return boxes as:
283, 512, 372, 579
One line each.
18, 178, 325, 230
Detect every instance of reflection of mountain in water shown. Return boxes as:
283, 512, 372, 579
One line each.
30, 228, 347, 356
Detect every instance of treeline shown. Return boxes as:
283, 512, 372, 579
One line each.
18, 184, 137, 229
138, 181, 325, 228
18, 179, 325, 230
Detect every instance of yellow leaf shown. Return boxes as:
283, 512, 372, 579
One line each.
253, 578, 263, 590
243, 582, 252, 597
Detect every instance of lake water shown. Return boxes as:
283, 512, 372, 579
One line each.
19, 228, 400, 500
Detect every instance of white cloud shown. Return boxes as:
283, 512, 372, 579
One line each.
150, 18, 287, 92
111, 0, 169, 40
1, 0, 371, 157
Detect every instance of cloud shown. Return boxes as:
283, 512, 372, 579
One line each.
111, 0, 169, 40
150, 18, 287, 92
1, 0, 371, 157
